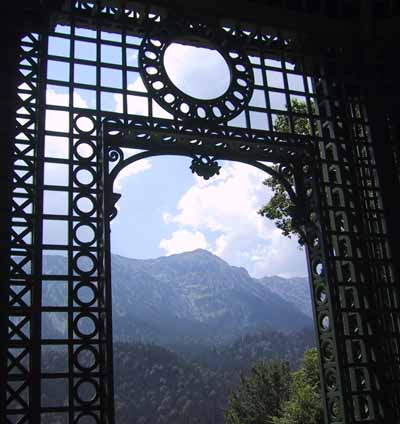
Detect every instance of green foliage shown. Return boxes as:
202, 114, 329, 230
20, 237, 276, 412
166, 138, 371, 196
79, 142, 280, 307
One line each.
273, 99, 313, 136
258, 171, 297, 240
225, 359, 292, 424
225, 348, 323, 424
274, 348, 324, 424
258, 99, 314, 243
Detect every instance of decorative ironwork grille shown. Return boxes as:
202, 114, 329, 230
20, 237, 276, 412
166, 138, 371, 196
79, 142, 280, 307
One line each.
3, 1, 400, 423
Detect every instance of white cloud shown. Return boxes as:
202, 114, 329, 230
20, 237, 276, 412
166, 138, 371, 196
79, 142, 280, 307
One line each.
166, 163, 271, 240
162, 212, 173, 224
161, 162, 307, 278
163, 43, 230, 99
159, 230, 208, 255
45, 88, 91, 160
114, 78, 146, 115
114, 78, 172, 119
45, 89, 88, 134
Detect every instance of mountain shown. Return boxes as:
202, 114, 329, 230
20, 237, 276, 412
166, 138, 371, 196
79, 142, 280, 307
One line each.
189, 328, 315, 372
113, 342, 227, 424
42, 250, 312, 344
42, 328, 316, 424
256, 275, 312, 317
113, 328, 315, 424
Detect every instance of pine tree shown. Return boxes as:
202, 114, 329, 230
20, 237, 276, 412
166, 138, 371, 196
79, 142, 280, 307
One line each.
273, 348, 324, 424
225, 349, 323, 424
225, 359, 291, 424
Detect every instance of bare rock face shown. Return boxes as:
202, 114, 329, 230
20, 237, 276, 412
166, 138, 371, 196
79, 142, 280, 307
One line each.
256, 275, 312, 318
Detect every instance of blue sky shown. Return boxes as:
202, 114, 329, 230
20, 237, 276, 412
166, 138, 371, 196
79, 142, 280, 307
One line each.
43, 27, 308, 278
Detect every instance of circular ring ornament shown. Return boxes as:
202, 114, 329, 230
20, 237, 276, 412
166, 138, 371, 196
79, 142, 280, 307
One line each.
73, 166, 97, 188
73, 312, 99, 339
73, 252, 97, 276
73, 193, 97, 217
74, 139, 96, 162
73, 281, 98, 307
74, 344, 99, 372
74, 378, 99, 405
73, 222, 97, 246
75, 412, 100, 424
74, 114, 96, 135
139, 23, 254, 123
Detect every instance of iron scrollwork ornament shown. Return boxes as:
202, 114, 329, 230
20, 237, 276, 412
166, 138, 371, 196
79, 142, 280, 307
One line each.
190, 155, 221, 180
139, 20, 254, 123
106, 147, 124, 220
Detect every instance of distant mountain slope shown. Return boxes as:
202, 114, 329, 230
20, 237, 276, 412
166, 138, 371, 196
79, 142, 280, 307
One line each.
43, 250, 312, 344
113, 342, 227, 424
111, 250, 311, 342
113, 328, 315, 424
256, 275, 312, 317
42, 327, 315, 424
190, 328, 315, 372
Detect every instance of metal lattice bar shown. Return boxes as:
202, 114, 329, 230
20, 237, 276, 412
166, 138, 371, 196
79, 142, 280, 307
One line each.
6, 32, 42, 423
1, 2, 400, 423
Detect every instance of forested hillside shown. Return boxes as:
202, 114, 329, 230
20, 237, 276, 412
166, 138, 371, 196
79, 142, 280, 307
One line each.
113, 329, 315, 423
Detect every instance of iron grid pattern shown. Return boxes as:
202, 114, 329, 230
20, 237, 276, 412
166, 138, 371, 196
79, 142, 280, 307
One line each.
7, 32, 43, 424
2, 1, 400, 423
309, 74, 400, 422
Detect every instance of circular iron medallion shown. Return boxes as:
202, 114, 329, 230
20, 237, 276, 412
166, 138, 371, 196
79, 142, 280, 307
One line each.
139, 24, 254, 122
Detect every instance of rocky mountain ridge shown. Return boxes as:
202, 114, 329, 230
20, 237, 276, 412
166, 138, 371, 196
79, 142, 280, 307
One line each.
42, 249, 312, 344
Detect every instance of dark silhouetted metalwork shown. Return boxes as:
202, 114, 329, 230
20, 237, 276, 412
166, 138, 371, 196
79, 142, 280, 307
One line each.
2, 1, 400, 423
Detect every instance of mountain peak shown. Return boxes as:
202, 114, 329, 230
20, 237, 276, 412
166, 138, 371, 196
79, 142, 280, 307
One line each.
182, 248, 218, 257
167, 248, 228, 264
175, 248, 214, 256
191, 248, 212, 254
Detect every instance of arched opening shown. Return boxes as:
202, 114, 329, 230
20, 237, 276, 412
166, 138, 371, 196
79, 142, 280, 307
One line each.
108, 152, 314, 423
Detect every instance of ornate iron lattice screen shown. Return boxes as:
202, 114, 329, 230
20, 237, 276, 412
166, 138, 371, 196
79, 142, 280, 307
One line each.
3, 1, 400, 423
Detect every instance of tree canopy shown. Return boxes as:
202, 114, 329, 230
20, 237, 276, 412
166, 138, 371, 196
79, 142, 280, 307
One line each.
258, 99, 314, 243
274, 348, 324, 424
225, 359, 291, 424
225, 348, 323, 424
